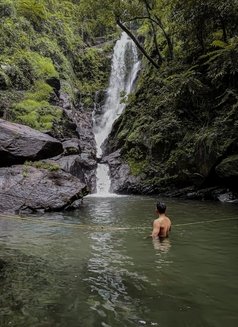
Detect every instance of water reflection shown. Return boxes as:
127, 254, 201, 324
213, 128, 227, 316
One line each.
152, 238, 171, 253
85, 231, 152, 325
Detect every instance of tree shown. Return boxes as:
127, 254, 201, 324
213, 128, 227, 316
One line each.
78, 0, 174, 69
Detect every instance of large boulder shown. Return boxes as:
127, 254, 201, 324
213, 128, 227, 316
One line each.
47, 154, 97, 193
215, 155, 238, 179
215, 154, 238, 189
0, 165, 87, 213
56, 155, 85, 181
0, 119, 63, 167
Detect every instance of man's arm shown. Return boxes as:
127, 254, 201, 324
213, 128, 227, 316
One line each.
151, 220, 160, 239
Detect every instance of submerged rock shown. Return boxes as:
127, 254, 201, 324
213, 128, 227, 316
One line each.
0, 165, 88, 214
0, 119, 63, 167
217, 192, 238, 203
215, 154, 238, 181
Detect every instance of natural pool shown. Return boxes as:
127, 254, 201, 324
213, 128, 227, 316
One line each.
0, 196, 237, 327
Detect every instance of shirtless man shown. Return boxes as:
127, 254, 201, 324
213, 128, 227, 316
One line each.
151, 202, 171, 239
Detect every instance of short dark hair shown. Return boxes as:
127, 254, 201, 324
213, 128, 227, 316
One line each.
156, 201, 166, 213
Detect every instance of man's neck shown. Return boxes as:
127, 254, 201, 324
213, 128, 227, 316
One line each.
158, 213, 166, 218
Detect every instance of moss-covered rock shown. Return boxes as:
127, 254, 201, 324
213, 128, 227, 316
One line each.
215, 155, 238, 179
0, 0, 114, 134
106, 49, 238, 194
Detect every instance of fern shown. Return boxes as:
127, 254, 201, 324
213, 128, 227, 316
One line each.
16, 0, 47, 26
201, 37, 238, 86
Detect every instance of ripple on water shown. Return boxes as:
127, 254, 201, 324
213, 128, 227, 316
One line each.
0, 197, 238, 327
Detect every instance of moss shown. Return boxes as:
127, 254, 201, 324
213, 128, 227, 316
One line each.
26, 81, 53, 101
76, 45, 113, 93
0, 0, 113, 132
16, 0, 47, 28
13, 99, 62, 131
127, 158, 147, 176
22, 165, 28, 177
31, 36, 75, 80
22, 51, 59, 79
25, 160, 60, 171
0, 0, 15, 18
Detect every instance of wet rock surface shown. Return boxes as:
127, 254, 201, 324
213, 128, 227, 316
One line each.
0, 119, 63, 167
48, 154, 96, 193
103, 150, 141, 193
64, 109, 97, 192
102, 149, 238, 202
0, 165, 87, 214
0, 101, 98, 213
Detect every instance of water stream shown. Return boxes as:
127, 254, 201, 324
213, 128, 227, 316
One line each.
94, 32, 140, 195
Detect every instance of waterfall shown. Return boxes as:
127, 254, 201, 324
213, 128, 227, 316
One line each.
93, 32, 140, 196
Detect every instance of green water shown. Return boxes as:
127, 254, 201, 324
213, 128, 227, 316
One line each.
0, 196, 237, 327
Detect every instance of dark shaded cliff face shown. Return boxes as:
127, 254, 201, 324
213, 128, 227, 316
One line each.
104, 58, 238, 199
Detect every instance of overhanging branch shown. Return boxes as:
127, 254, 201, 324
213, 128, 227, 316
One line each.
116, 18, 161, 70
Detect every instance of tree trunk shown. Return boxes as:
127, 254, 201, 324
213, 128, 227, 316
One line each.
116, 18, 161, 70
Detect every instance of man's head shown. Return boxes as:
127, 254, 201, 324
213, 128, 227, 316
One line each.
156, 201, 166, 214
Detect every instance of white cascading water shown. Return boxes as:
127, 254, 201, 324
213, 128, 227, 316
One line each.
94, 32, 140, 196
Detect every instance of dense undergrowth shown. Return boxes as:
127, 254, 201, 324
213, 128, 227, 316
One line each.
0, 0, 115, 130
104, 0, 238, 192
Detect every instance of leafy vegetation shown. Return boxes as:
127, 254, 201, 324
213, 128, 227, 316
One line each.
101, 0, 238, 191
0, 0, 114, 130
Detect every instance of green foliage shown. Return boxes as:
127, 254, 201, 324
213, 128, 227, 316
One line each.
22, 51, 58, 79
22, 164, 28, 177
0, 70, 11, 89
26, 81, 53, 101
211, 40, 227, 49
201, 37, 238, 87
13, 99, 62, 131
0, 0, 114, 130
0, 16, 33, 55
16, 0, 47, 28
76, 45, 112, 92
0, 0, 15, 18
127, 158, 147, 176
0, 50, 58, 90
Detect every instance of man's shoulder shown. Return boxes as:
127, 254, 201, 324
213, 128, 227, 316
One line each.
153, 218, 161, 225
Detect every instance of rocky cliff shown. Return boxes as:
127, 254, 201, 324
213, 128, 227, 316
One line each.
101, 1, 238, 202
1, 0, 238, 204
0, 1, 116, 213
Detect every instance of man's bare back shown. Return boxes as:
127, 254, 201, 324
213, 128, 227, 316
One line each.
151, 202, 171, 239
152, 215, 171, 239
